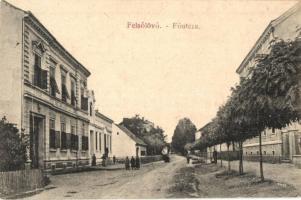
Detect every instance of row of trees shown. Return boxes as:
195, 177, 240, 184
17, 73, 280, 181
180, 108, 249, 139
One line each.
122, 115, 167, 155
192, 37, 301, 181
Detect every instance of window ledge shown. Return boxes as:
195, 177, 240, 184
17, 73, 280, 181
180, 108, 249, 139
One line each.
49, 148, 57, 152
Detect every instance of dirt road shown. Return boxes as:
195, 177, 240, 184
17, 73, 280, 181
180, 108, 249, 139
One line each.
25, 155, 186, 199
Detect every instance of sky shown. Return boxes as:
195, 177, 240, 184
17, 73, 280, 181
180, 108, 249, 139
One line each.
7, 0, 297, 142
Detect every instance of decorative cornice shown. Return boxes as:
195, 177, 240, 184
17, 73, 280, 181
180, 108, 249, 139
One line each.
95, 110, 114, 123
24, 13, 91, 77
236, 2, 301, 75
24, 91, 90, 123
236, 24, 274, 75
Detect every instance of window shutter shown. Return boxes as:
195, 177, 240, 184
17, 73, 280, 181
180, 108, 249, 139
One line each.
81, 96, 89, 111
62, 84, 70, 99
41, 69, 48, 89
81, 136, 85, 150
61, 132, 67, 149
50, 76, 60, 94
49, 129, 56, 148
55, 131, 61, 149
75, 135, 79, 150
66, 133, 71, 149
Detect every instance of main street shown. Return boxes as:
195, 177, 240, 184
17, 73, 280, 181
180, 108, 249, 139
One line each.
25, 155, 186, 199
24, 154, 301, 199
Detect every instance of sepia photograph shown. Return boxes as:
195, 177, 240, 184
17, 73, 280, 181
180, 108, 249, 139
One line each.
0, 0, 301, 199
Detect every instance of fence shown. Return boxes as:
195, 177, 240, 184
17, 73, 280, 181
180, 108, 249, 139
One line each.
115, 155, 163, 164
217, 151, 240, 161
243, 155, 283, 163
140, 155, 163, 164
0, 169, 45, 196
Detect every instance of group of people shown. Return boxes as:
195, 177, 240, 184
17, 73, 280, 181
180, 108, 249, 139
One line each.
125, 156, 140, 170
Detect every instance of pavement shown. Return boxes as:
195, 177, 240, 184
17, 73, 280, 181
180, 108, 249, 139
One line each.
23, 156, 183, 199
91, 160, 164, 170
218, 159, 301, 194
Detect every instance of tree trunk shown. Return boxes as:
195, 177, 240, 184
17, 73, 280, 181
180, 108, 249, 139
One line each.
239, 141, 244, 175
259, 131, 264, 181
227, 143, 230, 173
220, 144, 223, 167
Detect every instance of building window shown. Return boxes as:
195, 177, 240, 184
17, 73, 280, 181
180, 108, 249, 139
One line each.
49, 119, 56, 149
246, 152, 247, 155
70, 125, 78, 150
95, 132, 98, 151
81, 87, 88, 111
81, 123, 88, 151
90, 102, 93, 116
61, 123, 67, 149
71, 125, 78, 151
110, 135, 112, 153
71, 78, 77, 107
49, 67, 60, 97
33, 54, 47, 89
117, 132, 119, 135
99, 133, 101, 151
272, 128, 275, 134
264, 151, 266, 155
61, 72, 70, 103
141, 151, 146, 156
82, 136, 88, 151
104, 134, 107, 151
272, 151, 275, 155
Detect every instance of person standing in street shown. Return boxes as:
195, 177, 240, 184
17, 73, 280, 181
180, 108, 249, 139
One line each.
130, 156, 136, 170
113, 155, 116, 164
213, 150, 217, 164
186, 154, 190, 164
135, 156, 140, 169
125, 156, 130, 170
92, 154, 96, 166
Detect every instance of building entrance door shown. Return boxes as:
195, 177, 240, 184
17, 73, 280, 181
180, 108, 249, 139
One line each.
30, 115, 44, 169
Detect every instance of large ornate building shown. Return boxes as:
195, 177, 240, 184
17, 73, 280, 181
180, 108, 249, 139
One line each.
0, 0, 113, 171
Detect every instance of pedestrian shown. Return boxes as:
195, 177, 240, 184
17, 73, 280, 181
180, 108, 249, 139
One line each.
213, 150, 217, 164
135, 156, 140, 169
113, 155, 116, 164
102, 154, 107, 167
92, 154, 96, 166
186, 154, 190, 164
125, 156, 130, 170
130, 156, 136, 170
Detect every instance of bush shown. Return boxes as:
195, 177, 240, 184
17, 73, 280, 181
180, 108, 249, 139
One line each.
0, 117, 28, 171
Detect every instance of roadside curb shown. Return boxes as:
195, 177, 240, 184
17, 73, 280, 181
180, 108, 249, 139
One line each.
1, 188, 44, 199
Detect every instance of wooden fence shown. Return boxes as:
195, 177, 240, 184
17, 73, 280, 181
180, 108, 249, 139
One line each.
0, 169, 45, 195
